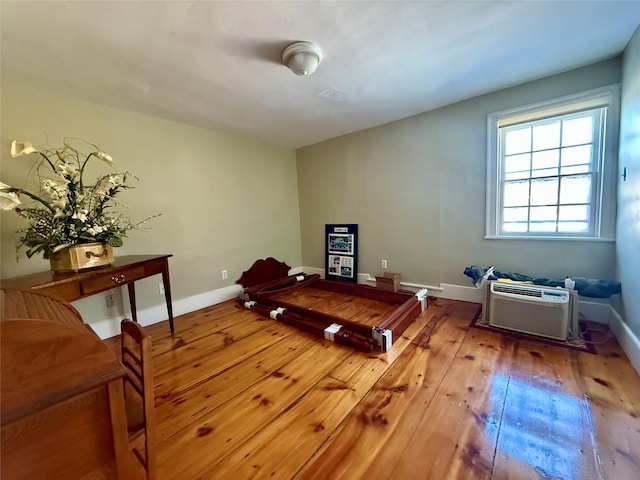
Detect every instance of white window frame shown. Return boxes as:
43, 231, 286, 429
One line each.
486, 84, 619, 241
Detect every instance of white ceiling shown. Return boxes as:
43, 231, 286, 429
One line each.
2, 1, 639, 149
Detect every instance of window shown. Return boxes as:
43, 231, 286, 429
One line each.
486, 85, 619, 240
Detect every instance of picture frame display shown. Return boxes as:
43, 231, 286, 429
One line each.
325, 224, 358, 283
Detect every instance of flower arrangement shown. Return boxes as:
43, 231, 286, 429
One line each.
1, 138, 155, 260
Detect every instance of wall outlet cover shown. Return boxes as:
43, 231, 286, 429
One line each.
106, 294, 116, 308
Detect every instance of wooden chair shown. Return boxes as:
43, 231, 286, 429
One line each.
120, 319, 156, 480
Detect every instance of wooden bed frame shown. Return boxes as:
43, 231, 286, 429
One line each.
236, 258, 427, 352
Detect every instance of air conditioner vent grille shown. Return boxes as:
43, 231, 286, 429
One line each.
492, 284, 542, 297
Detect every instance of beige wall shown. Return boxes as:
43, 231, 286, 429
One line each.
1, 79, 301, 323
617, 26, 640, 339
2, 55, 628, 331
297, 59, 621, 287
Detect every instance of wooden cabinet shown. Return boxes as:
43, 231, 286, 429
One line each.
1, 289, 131, 480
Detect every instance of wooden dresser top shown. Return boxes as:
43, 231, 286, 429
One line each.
0, 289, 125, 425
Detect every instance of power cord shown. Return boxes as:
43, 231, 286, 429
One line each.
568, 312, 613, 345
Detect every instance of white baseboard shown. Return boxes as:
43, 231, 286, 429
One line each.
87, 284, 242, 339
303, 266, 640, 375
301, 266, 325, 278
607, 307, 640, 375
429, 283, 483, 303
87, 265, 640, 377
289, 266, 305, 275
83, 316, 124, 340
572, 300, 640, 375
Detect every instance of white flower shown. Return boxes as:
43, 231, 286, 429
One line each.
72, 210, 88, 222
93, 186, 108, 198
0, 190, 21, 210
42, 179, 68, 198
87, 225, 105, 235
58, 162, 79, 177
51, 198, 68, 210
10, 141, 38, 157
108, 174, 123, 187
96, 151, 113, 165
7, 137, 155, 260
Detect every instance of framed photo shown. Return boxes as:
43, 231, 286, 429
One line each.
328, 233, 354, 255
328, 254, 353, 278
325, 224, 358, 283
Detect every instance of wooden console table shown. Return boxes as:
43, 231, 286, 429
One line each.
1, 254, 175, 334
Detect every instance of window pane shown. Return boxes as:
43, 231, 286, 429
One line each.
558, 221, 589, 232
561, 145, 592, 175
504, 181, 529, 206
533, 122, 560, 151
561, 145, 592, 167
505, 127, 531, 155
562, 116, 593, 147
530, 178, 558, 205
503, 222, 528, 232
530, 206, 557, 222
560, 175, 591, 204
561, 165, 590, 175
503, 207, 528, 222
559, 204, 589, 221
504, 153, 531, 173
531, 168, 558, 179
532, 149, 559, 171
530, 221, 557, 232
505, 171, 530, 181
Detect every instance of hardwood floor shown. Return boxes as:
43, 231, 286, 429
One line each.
105, 296, 640, 480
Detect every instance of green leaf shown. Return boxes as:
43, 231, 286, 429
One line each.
51, 243, 73, 253
25, 244, 45, 259
108, 236, 123, 247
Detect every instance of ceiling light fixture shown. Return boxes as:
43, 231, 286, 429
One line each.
282, 41, 323, 76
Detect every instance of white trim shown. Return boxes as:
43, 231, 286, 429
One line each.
305, 265, 640, 375
484, 235, 615, 242
363, 274, 444, 292
82, 313, 125, 340
486, 84, 620, 240
85, 284, 242, 339
87, 264, 640, 377
495, 86, 619, 128
434, 284, 483, 303
607, 308, 640, 376
301, 266, 325, 279
288, 266, 305, 275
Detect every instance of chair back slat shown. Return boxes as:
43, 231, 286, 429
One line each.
123, 367, 144, 397
120, 319, 156, 480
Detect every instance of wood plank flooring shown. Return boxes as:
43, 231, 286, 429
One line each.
105, 296, 640, 480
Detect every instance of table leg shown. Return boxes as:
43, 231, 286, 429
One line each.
127, 283, 137, 323
162, 266, 175, 334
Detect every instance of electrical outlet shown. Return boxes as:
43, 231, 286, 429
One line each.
221, 269, 228, 280
105, 293, 116, 308
381, 259, 388, 269
158, 283, 165, 295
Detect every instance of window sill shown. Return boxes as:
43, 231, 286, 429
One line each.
484, 235, 615, 242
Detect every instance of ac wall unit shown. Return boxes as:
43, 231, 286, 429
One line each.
484, 282, 577, 341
